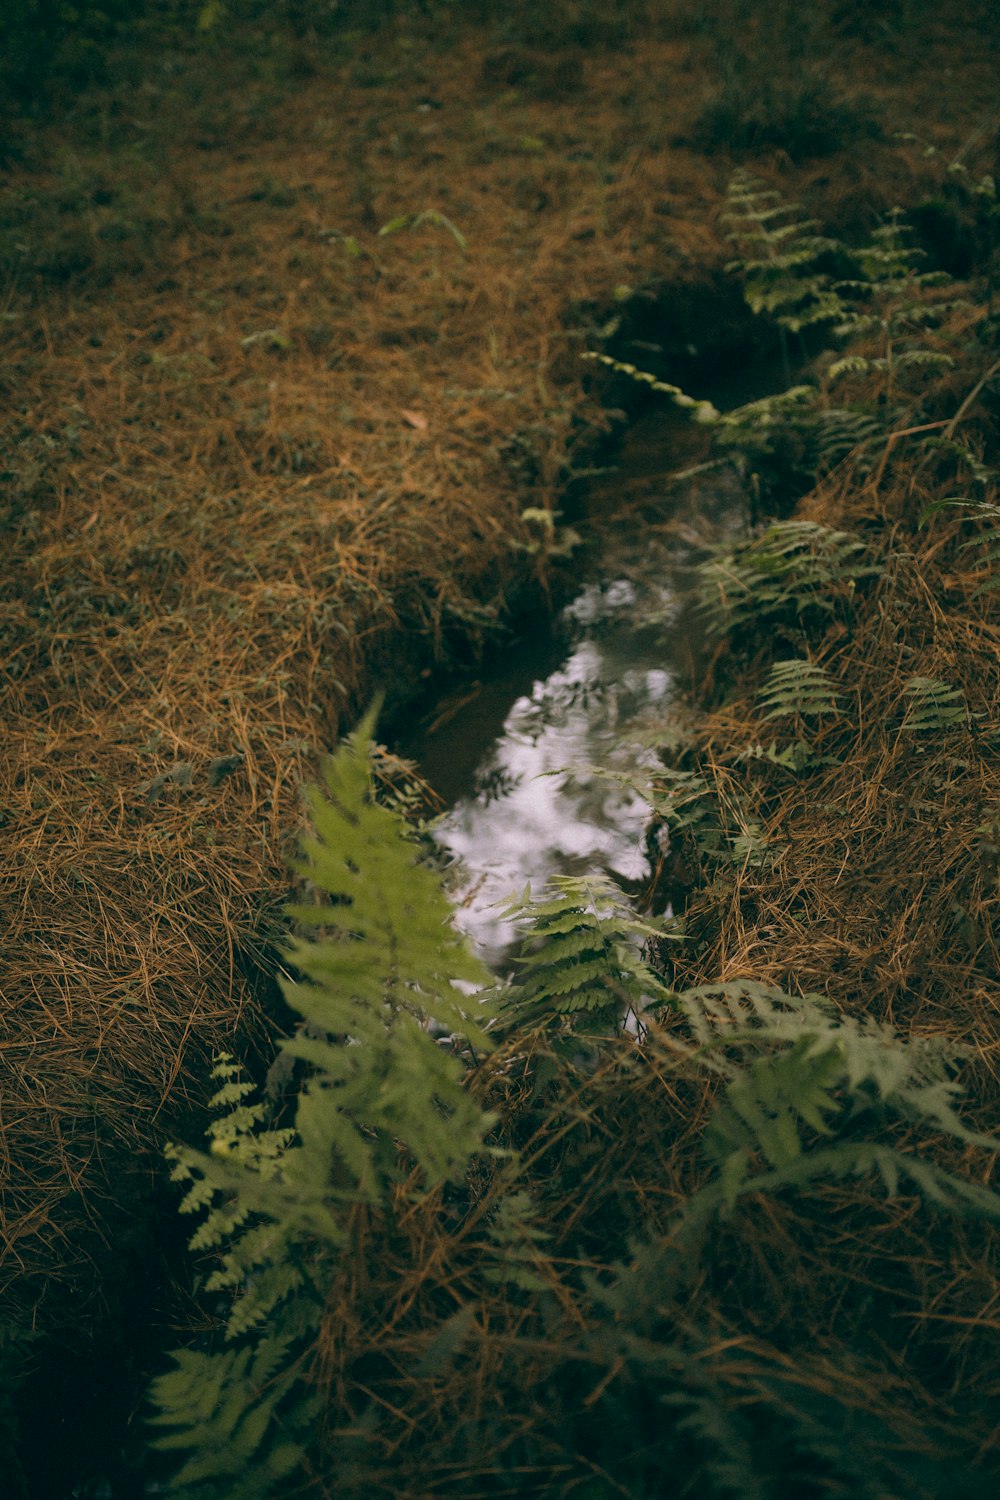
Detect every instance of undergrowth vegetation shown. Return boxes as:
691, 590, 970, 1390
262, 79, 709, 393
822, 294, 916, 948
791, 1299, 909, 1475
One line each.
150, 726, 1000, 1498
147, 169, 1000, 1497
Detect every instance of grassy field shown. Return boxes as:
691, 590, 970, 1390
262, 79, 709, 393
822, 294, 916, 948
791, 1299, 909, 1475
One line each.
1, 1, 998, 1494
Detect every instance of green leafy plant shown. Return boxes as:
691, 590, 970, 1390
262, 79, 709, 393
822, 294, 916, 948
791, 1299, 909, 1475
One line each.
588, 178, 981, 518
670, 981, 1000, 1230
378, 208, 468, 254
646, 768, 729, 859
149, 710, 495, 1493
498, 875, 675, 1030
900, 675, 971, 732
723, 170, 843, 378
827, 210, 960, 402
922, 495, 1000, 596
755, 658, 844, 722
566, 763, 769, 878
484, 1189, 553, 1294
580, 351, 721, 423
646, 767, 769, 869
698, 519, 877, 644
737, 738, 806, 770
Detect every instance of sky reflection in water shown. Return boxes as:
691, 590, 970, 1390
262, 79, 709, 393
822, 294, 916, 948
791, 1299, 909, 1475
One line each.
430, 574, 681, 965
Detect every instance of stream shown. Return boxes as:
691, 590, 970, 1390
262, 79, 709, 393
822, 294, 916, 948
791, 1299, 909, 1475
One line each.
399, 415, 744, 965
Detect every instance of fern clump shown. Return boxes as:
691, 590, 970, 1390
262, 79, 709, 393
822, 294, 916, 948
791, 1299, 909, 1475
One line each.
149, 710, 496, 1493
698, 518, 878, 645
499, 875, 675, 1030
670, 981, 1000, 1231
586, 178, 981, 521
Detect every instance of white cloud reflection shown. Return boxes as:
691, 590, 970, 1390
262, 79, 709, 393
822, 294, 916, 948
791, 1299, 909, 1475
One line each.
431, 579, 678, 965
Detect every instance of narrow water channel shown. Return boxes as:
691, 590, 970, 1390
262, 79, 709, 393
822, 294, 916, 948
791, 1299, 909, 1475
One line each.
51, 408, 751, 1500
400, 416, 744, 966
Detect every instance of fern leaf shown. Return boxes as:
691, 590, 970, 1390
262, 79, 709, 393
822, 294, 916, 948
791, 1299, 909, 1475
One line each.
150, 712, 501, 1491
699, 520, 877, 642
826, 354, 871, 383
723, 172, 843, 335
673, 982, 1000, 1232
580, 351, 720, 423
484, 1190, 553, 1293
921, 496, 1000, 596
668, 1386, 769, 1500
756, 659, 843, 722
501, 876, 675, 1026
901, 676, 970, 732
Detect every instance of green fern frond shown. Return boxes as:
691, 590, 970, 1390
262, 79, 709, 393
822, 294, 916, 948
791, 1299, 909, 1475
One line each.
665, 1379, 768, 1500
484, 1190, 552, 1294
825, 354, 872, 383
286, 711, 493, 1049
580, 351, 720, 423
588, 173, 963, 514
901, 675, 970, 732
699, 519, 878, 642
149, 1337, 313, 1495
672, 981, 999, 1224
151, 711, 498, 1492
843, 212, 931, 294
828, 211, 962, 410
645, 768, 727, 859
921, 438, 997, 488
756, 659, 844, 722
677, 979, 829, 1052
723, 171, 842, 334
711, 384, 819, 460
813, 405, 886, 467
921, 496, 1000, 596
704, 1037, 842, 1179
894, 348, 954, 372
500, 875, 675, 1028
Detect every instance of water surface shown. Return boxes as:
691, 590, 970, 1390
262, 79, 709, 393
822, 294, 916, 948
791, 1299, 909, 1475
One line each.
404, 460, 741, 965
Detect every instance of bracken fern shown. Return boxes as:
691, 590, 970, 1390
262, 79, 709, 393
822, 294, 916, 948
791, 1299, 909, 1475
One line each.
722, 170, 843, 342
149, 710, 496, 1494
698, 518, 878, 644
901, 675, 972, 732
922, 495, 1000, 597
755, 658, 844, 722
498, 874, 675, 1030
670, 981, 1000, 1230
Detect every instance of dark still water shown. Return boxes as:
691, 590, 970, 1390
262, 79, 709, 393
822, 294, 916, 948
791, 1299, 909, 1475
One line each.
401, 454, 743, 966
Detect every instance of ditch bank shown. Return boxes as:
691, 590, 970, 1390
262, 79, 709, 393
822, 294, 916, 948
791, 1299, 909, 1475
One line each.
5, 267, 775, 1497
